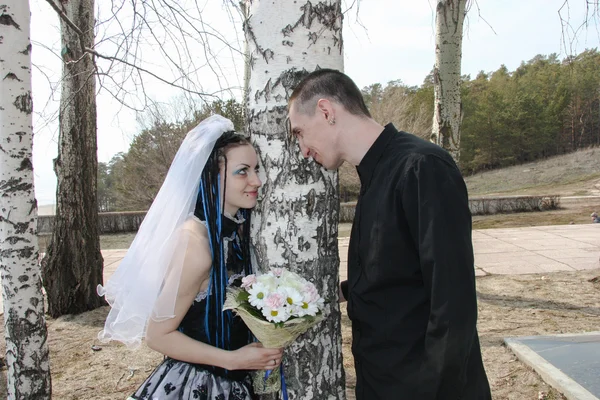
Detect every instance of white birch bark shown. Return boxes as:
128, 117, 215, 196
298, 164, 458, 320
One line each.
432, 0, 467, 163
0, 2, 52, 399
244, 1, 346, 399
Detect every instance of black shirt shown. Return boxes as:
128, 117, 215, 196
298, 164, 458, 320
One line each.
344, 124, 491, 399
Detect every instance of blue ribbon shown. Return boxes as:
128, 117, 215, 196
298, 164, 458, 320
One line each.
264, 364, 289, 400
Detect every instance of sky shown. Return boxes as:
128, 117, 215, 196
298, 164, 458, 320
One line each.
30, 0, 600, 205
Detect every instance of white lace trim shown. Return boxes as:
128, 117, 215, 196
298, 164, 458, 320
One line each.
194, 290, 208, 302
193, 272, 247, 303
224, 211, 246, 224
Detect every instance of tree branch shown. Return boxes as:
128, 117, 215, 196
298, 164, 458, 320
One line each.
44, 0, 88, 55
86, 47, 216, 98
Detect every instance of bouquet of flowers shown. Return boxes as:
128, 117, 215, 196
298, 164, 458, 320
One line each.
223, 267, 325, 394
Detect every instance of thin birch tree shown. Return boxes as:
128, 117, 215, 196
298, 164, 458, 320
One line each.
0, 2, 52, 398
432, 0, 467, 162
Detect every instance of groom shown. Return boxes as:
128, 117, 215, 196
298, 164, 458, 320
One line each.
288, 69, 491, 399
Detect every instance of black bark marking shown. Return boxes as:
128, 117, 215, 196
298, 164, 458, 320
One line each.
0, 14, 20, 30
13, 93, 33, 115
15, 131, 26, 142
4, 72, 21, 81
5, 236, 28, 245
254, 68, 310, 104
13, 222, 30, 235
17, 157, 33, 171
244, 20, 275, 64
0, 246, 35, 259
5, 307, 51, 397
0, 177, 32, 193
20, 44, 32, 55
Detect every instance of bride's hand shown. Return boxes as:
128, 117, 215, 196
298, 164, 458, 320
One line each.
227, 342, 284, 370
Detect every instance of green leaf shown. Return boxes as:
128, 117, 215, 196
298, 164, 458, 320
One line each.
239, 303, 265, 320
236, 290, 250, 303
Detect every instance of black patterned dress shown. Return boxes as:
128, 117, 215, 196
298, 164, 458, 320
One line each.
129, 215, 256, 400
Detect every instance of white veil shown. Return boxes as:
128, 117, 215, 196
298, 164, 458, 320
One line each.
97, 114, 234, 348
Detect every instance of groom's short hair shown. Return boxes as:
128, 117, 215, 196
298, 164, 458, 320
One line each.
289, 69, 371, 118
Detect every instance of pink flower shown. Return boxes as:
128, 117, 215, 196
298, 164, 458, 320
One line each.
241, 274, 257, 289
265, 293, 285, 309
271, 268, 284, 277
303, 283, 320, 302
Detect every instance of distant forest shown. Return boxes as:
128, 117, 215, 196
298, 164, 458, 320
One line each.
362, 49, 600, 174
99, 49, 600, 210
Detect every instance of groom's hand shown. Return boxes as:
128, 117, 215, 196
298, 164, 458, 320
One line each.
339, 280, 348, 303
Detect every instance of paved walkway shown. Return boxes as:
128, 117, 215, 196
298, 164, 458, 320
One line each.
337, 224, 599, 282
472, 224, 599, 276
101, 224, 600, 285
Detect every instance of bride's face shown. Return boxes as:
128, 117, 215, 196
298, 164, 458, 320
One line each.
220, 144, 262, 215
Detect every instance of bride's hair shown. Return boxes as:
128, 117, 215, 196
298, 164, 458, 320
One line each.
195, 131, 254, 351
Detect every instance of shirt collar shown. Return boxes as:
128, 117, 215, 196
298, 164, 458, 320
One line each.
356, 123, 397, 187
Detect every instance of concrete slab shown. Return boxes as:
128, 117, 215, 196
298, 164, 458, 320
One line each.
475, 251, 539, 264
535, 248, 599, 259
516, 239, 597, 251
471, 231, 491, 239
554, 258, 600, 271
536, 263, 576, 273
473, 225, 599, 275
505, 332, 600, 400
472, 242, 527, 254
480, 263, 546, 275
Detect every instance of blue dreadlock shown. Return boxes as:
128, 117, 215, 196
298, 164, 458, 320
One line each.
194, 131, 253, 354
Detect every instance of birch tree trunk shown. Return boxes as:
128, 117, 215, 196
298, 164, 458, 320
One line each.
0, 2, 52, 398
41, 0, 104, 317
244, 1, 346, 399
432, 0, 467, 162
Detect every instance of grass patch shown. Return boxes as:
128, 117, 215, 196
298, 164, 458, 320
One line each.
100, 233, 136, 250
465, 148, 600, 197
472, 198, 600, 229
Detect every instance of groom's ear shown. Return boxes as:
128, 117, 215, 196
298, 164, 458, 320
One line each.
316, 98, 335, 123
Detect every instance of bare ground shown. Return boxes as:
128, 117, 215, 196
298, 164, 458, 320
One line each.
0, 268, 598, 399
341, 269, 600, 400
5, 156, 600, 399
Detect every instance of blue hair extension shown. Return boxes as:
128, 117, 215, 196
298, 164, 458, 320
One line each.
216, 175, 233, 350
200, 182, 214, 344
200, 173, 232, 350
